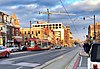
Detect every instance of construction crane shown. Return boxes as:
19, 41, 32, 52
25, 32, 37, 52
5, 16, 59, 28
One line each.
39, 9, 76, 23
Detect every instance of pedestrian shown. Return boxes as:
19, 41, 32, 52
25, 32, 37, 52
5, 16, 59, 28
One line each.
83, 41, 90, 54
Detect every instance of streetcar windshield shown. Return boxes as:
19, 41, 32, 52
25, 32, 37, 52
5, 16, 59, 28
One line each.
28, 41, 35, 47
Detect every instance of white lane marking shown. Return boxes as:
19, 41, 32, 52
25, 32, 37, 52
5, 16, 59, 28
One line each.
16, 66, 23, 69
14, 62, 40, 67
6, 50, 63, 61
0, 60, 14, 64
79, 56, 82, 67
11, 51, 29, 55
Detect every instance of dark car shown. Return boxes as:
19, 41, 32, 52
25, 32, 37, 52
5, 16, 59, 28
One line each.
0, 46, 10, 58
21, 45, 27, 51
55, 46, 62, 49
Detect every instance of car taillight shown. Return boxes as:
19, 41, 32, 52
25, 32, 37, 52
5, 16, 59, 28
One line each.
93, 64, 98, 69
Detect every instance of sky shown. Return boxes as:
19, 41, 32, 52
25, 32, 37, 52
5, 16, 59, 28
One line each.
0, 0, 100, 41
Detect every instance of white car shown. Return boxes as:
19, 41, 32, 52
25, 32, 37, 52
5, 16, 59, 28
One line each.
88, 42, 100, 69
7, 45, 19, 52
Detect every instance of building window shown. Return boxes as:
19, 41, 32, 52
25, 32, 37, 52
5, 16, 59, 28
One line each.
25, 31, 26, 34
32, 31, 34, 34
28, 31, 30, 34
59, 24, 61, 26
56, 24, 58, 26
36, 32, 38, 36
50, 27, 51, 29
49, 24, 51, 26
35, 25, 37, 27
47, 25, 48, 28
56, 27, 58, 29
0, 15, 2, 23
16, 29, 19, 36
38, 25, 40, 27
38, 31, 40, 34
41, 25, 43, 27
59, 26, 61, 28
43, 25, 45, 27
53, 24, 55, 26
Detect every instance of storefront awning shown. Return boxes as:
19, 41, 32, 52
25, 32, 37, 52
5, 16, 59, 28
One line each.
14, 38, 22, 42
14, 36, 22, 42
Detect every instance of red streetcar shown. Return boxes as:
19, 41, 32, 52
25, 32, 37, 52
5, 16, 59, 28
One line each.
26, 38, 51, 51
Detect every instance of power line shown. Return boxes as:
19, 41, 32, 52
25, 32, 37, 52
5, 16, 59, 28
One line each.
59, 0, 82, 37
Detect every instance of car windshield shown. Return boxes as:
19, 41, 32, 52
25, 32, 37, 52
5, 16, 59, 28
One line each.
28, 41, 35, 47
8, 46, 13, 47
0, 46, 6, 50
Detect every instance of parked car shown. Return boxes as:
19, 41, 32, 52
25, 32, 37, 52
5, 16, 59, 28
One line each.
0, 46, 10, 58
55, 46, 62, 49
88, 42, 100, 69
7, 45, 19, 52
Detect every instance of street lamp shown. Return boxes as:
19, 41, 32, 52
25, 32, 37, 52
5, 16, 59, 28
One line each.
83, 15, 96, 40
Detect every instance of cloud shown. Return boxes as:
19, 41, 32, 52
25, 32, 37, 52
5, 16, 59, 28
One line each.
0, 0, 35, 6
0, 0, 100, 41
67, 0, 100, 15
34, 0, 60, 7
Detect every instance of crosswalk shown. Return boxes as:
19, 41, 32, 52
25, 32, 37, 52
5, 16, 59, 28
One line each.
13, 62, 40, 67
0, 60, 41, 68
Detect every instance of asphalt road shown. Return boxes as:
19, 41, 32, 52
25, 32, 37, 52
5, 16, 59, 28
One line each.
0, 47, 77, 69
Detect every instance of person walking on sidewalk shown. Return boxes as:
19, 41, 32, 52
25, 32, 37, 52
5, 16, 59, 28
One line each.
83, 42, 90, 54
83, 36, 91, 54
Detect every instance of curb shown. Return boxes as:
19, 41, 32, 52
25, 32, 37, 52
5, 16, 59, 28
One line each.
73, 55, 80, 69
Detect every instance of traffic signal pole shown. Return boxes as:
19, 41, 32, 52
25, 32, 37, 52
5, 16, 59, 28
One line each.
94, 15, 96, 40
83, 15, 96, 40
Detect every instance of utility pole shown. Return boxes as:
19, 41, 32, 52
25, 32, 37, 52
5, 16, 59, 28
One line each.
83, 15, 96, 40
47, 9, 50, 23
94, 15, 96, 40
30, 20, 32, 38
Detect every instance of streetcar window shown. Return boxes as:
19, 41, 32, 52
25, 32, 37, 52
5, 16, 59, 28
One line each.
28, 41, 35, 47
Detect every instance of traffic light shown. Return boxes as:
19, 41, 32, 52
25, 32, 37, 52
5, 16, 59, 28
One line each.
86, 35, 88, 38
83, 17, 85, 20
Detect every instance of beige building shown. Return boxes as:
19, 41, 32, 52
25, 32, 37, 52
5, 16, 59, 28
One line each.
88, 22, 100, 42
20, 22, 73, 46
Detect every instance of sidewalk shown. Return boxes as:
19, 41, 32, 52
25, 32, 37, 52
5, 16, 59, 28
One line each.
34, 47, 81, 69
77, 48, 89, 69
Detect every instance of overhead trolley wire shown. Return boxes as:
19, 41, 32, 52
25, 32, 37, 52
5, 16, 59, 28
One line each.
59, 0, 83, 37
